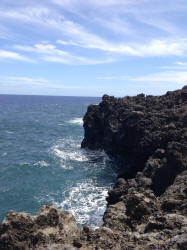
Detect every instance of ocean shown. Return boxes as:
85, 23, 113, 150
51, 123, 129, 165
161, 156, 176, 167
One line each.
0, 95, 118, 229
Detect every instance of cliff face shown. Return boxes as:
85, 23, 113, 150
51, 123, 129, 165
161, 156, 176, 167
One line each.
82, 87, 187, 185
82, 87, 187, 195
0, 86, 187, 249
81, 86, 187, 249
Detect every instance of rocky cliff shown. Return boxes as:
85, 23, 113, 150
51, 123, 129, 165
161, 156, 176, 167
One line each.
0, 86, 187, 249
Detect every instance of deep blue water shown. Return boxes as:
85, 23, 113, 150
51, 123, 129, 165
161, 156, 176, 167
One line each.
0, 95, 118, 229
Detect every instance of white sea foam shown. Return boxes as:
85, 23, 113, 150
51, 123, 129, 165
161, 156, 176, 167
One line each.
51, 137, 111, 170
67, 118, 83, 125
54, 137, 81, 149
19, 161, 30, 166
33, 161, 49, 167
69, 142, 80, 148
19, 161, 49, 167
54, 180, 109, 229
53, 148, 88, 162
6, 131, 15, 134
2, 152, 7, 157
50, 137, 89, 169
43, 138, 116, 228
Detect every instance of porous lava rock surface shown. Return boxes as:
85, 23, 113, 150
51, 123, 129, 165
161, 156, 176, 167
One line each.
0, 86, 187, 249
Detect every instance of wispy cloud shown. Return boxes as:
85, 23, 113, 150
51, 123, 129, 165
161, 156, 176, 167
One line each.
0, 7, 51, 24
98, 69, 187, 85
14, 43, 114, 65
0, 75, 95, 91
160, 61, 187, 70
6, 76, 54, 86
0, 76, 76, 89
1, 0, 187, 65
0, 50, 34, 62
10, 37, 187, 66
58, 39, 187, 57
51, 0, 155, 11
1, 0, 187, 96
129, 71, 187, 84
51, 0, 187, 37
176, 61, 187, 67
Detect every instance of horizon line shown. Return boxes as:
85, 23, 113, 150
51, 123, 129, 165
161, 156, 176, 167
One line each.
0, 93, 102, 98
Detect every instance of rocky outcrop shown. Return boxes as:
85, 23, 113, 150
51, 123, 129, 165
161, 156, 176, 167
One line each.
82, 86, 186, 183
0, 205, 82, 249
81, 85, 187, 249
0, 86, 187, 249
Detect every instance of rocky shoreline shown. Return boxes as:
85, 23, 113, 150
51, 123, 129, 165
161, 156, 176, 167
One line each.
0, 86, 187, 249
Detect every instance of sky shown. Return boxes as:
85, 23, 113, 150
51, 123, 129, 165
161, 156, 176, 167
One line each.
0, 0, 187, 96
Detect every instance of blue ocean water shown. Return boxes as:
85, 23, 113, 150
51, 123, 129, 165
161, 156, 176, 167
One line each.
0, 95, 118, 229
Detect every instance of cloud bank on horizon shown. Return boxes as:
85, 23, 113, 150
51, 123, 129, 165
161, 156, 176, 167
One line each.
0, 0, 187, 96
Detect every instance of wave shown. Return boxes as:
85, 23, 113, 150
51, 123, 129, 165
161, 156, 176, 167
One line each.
50, 137, 88, 169
51, 138, 110, 169
54, 180, 109, 229
67, 118, 83, 125
41, 137, 117, 228
53, 148, 88, 162
50, 137, 113, 171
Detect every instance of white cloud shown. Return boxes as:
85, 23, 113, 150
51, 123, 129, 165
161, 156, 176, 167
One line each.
6, 76, 52, 86
176, 61, 187, 66
0, 50, 34, 62
0, 7, 50, 23
129, 71, 187, 84
160, 61, 187, 70
98, 69, 187, 85
51, 0, 187, 37
0, 76, 69, 89
14, 43, 114, 65
1, 2, 187, 55
133, 39, 187, 56
14, 44, 68, 56
1, 0, 187, 67
12, 37, 187, 67
58, 38, 187, 57
0, 6, 97, 42
0, 75, 95, 91
43, 55, 114, 65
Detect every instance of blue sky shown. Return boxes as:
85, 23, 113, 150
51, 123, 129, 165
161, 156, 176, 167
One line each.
0, 0, 187, 96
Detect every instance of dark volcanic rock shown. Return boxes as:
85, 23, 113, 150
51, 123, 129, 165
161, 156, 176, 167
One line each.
0, 205, 81, 250
81, 86, 187, 248
1, 86, 187, 249
82, 87, 186, 186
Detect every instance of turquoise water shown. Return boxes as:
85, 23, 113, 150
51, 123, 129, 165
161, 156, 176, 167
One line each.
0, 95, 118, 229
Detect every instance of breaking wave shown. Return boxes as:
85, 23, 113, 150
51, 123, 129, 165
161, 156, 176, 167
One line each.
50, 137, 88, 169
67, 118, 83, 125
54, 180, 110, 229
46, 136, 118, 228
0, 95, 117, 228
